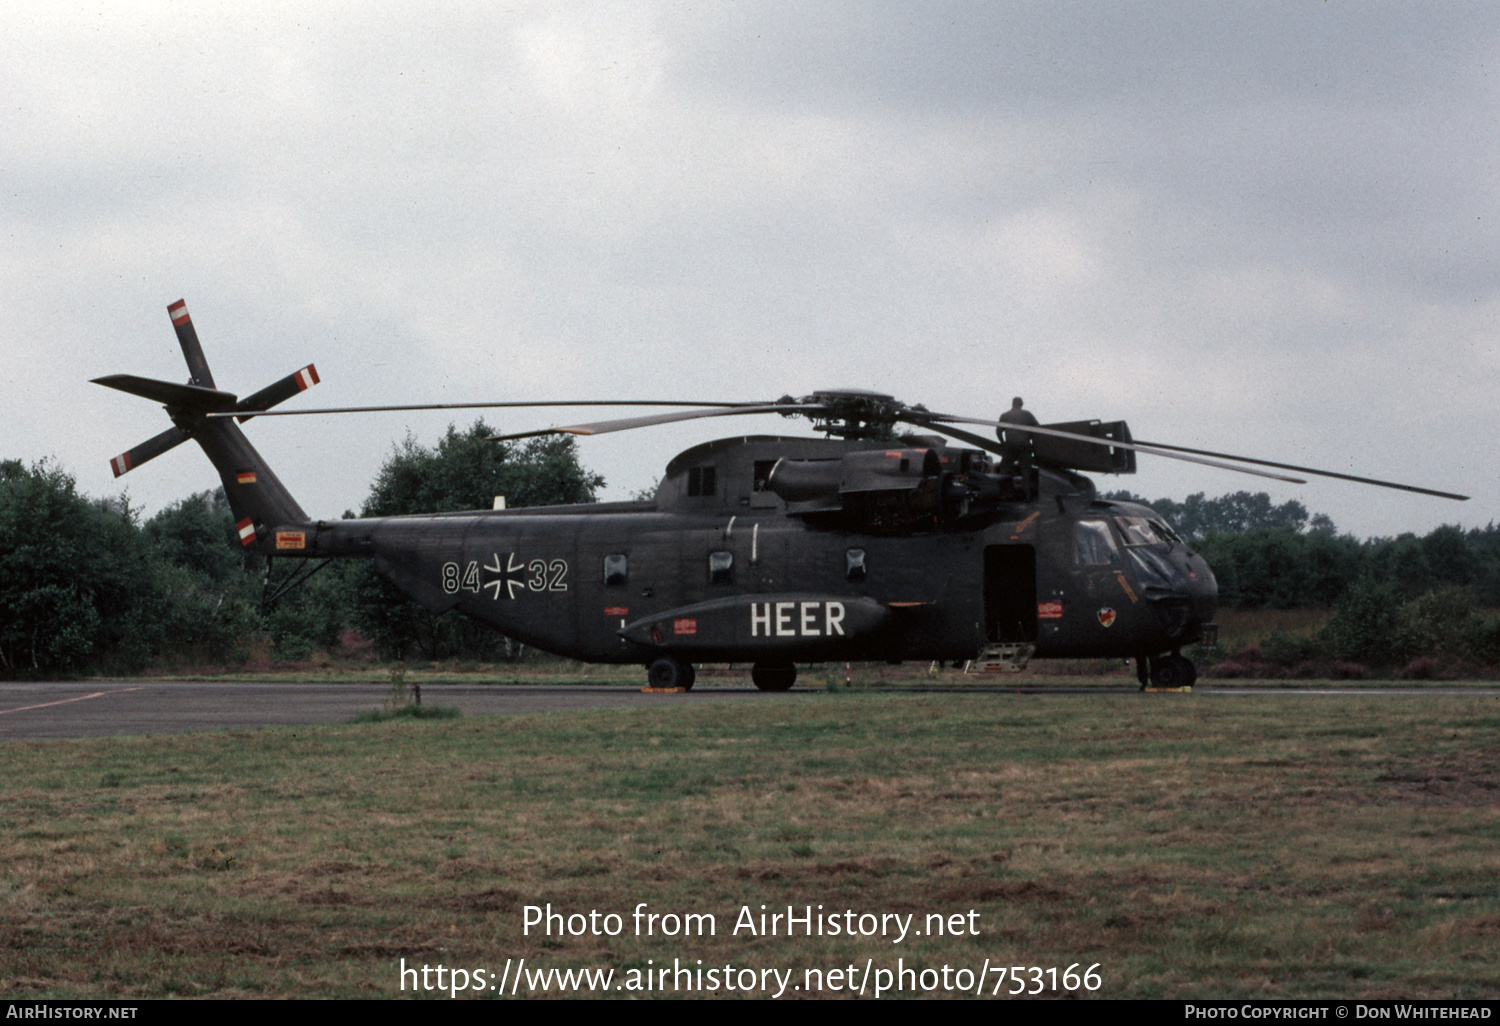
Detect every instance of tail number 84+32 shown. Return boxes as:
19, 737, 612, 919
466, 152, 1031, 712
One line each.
440, 555, 569, 600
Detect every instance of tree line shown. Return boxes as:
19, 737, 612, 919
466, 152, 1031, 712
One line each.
0, 424, 600, 676
0, 441, 1491, 676
1105, 489, 1500, 609
1106, 489, 1500, 677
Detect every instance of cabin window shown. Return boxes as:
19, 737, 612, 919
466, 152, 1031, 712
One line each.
688, 466, 717, 497
753, 460, 778, 492
846, 548, 867, 583
708, 550, 733, 584
1073, 520, 1119, 565
603, 554, 628, 586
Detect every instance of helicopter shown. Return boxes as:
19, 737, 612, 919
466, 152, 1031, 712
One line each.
94, 300, 1468, 691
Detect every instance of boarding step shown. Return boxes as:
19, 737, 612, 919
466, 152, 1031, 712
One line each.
965, 642, 1035, 674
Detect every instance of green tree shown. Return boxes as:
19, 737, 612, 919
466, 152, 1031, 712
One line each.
363, 422, 605, 517
1103, 490, 1326, 539
1197, 528, 1364, 609
145, 490, 252, 583
1320, 578, 1400, 665
353, 422, 605, 660
144, 490, 263, 663
0, 460, 163, 674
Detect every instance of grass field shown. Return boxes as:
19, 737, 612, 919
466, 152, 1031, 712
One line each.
2, 687, 1498, 999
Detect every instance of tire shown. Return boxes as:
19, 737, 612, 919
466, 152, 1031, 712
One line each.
1149, 655, 1195, 689
1173, 655, 1197, 688
647, 657, 693, 690
751, 661, 797, 692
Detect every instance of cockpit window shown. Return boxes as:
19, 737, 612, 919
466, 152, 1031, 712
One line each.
1114, 516, 1180, 546
1074, 520, 1119, 565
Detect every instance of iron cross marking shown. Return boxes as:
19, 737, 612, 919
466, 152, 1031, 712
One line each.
483, 553, 527, 600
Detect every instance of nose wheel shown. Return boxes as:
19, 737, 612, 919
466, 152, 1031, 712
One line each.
1137, 652, 1196, 690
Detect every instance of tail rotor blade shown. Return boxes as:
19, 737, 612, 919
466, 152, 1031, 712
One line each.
109, 426, 190, 477
167, 299, 216, 389
234, 364, 320, 422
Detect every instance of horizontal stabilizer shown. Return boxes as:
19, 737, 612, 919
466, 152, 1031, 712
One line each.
109, 426, 190, 477
92, 374, 238, 412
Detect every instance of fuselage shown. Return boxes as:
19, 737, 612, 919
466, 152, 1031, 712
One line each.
287, 434, 1218, 667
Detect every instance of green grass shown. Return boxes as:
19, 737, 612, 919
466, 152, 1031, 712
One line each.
0, 692, 1497, 998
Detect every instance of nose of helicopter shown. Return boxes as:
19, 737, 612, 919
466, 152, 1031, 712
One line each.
1132, 545, 1218, 644
1183, 550, 1219, 636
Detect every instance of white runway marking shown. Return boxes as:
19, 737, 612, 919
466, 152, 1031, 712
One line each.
0, 687, 140, 716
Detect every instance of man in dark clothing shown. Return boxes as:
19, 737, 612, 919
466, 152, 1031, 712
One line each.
997, 397, 1039, 474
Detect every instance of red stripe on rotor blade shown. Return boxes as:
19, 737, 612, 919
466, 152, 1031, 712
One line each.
168, 300, 190, 326
296, 365, 319, 390
110, 453, 131, 477
236, 518, 256, 545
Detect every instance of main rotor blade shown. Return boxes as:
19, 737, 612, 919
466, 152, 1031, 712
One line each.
917, 410, 1468, 496
1131, 439, 1469, 501
205, 399, 754, 419
916, 420, 1308, 485
490, 403, 823, 441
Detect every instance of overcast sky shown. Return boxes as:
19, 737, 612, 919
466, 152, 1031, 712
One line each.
4, 2, 1495, 538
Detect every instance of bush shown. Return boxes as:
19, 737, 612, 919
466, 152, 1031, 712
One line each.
1207, 660, 1255, 679
1321, 579, 1400, 665
1260, 630, 1326, 668
1398, 657, 1442, 680
1391, 587, 1485, 664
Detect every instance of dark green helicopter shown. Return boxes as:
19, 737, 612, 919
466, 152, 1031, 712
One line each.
95, 300, 1467, 691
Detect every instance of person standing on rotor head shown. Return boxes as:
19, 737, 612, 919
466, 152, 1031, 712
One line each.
997, 397, 1039, 475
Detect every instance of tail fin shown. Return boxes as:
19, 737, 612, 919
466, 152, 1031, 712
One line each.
94, 300, 319, 550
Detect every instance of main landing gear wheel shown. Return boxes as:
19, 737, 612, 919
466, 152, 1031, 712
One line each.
1147, 654, 1197, 690
751, 661, 797, 692
647, 656, 694, 690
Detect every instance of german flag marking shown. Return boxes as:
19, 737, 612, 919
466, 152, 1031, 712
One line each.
236, 471, 257, 485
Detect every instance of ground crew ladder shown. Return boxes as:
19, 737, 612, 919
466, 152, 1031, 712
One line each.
964, 642, 1035, 674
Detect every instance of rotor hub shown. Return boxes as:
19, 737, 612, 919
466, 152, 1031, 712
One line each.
801, 389, 906, 439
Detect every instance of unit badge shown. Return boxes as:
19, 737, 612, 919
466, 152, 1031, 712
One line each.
1097, 607, 1117, 628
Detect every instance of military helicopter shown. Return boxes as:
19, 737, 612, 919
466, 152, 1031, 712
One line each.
95, 300, 1468, 691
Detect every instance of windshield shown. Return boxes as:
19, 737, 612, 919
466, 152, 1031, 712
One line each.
1114, 515, 1181, 546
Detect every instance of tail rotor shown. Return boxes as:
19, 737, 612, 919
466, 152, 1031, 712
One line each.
94, 299, 318, 547
97, 299, 320, 476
